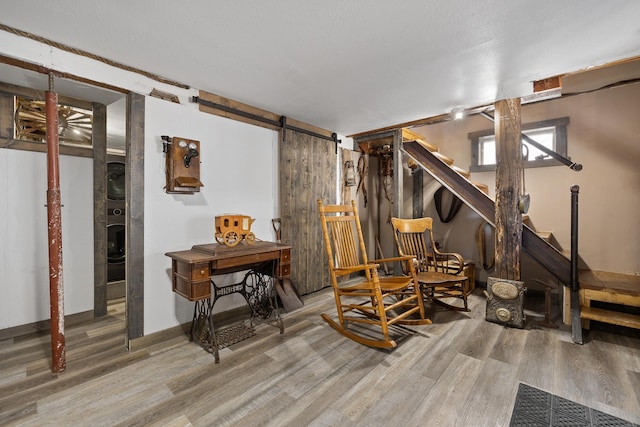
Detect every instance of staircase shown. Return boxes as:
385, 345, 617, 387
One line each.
402, 137, 571, 285
402, 134, 640, 332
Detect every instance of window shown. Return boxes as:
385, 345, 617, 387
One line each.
14, 96, 93, 148
469, 117, 569, 172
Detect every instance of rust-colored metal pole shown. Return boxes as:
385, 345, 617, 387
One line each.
46, 74, 66, 373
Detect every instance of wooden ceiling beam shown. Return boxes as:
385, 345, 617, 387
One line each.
0, 54, 128, 96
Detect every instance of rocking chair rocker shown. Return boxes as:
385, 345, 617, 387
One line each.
317, 199, 431, 349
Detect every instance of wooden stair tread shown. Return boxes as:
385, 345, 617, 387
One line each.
536, 231, 552, 242
580, 306, 640, 329
401, 128, 427, 143
452, 165, 471, 179
401, 130, 440, 152
432, 151, 454, 165
473, 182, 489, 195
413, 138, 439, 153
400, 128, 486, 196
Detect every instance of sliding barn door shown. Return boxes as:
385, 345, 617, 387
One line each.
279, 129, 336, 295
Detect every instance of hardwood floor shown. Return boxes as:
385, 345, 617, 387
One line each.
1, 290, 639, 426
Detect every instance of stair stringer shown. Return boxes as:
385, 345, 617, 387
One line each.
402, 140, 571, 285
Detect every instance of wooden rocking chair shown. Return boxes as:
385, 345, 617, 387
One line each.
392, 217, 470, 312
317, 199, 431, 349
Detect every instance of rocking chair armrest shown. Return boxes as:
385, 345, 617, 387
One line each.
432, 248, 465, 274
370, 255, 415, 264
333, 264, 380, 275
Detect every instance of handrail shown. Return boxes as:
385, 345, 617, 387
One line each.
480, 111, 583, 171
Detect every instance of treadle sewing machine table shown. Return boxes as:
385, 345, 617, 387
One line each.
165, 241, 291, 362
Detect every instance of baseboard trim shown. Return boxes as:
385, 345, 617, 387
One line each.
128, 323, 190, 352
1, 304, 253, 351
128, 305, 251, 352
0, 310, 95, 341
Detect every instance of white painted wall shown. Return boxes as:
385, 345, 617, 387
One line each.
0, 96, 279, 334
0, 30, 281, 335
143, 97, 279, 335
0, 149, 94, 329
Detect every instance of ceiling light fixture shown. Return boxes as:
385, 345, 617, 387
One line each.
451, 107, 465, 120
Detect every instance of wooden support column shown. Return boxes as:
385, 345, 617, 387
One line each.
494, 98, 522, 281
392, 129, 403, 220
126, 92, 145, 345
93, 102, 108, 318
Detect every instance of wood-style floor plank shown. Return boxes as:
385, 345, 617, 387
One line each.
516, 328, 557, 391
454, 357, 519, 427
405, 352, 483, 426
1, 289, 640, 426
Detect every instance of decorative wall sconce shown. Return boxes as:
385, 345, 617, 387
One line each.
344, 160, 357, 187
161, 135, 204, 194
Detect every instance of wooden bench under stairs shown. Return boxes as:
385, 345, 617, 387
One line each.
579, 270, 640, 330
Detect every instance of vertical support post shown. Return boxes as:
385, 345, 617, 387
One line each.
125, 92, 145, 345
494, 98, 522, 281
93, 102, 108, 317
570, 185, 580, 292
412, 168, 423, 219
46, 74, 66, 373
392, 129, 403, 221
570, 185, 583, 344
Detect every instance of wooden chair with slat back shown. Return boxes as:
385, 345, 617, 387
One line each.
317, 199, 431, 348
392, 217, 470, 312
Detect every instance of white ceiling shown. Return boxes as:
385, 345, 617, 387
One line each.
2, 1, 640, 136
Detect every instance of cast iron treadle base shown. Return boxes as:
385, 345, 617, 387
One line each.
215, 322, 256, 349
197, 319, 256, 351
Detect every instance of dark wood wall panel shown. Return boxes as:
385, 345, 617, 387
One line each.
279, 129, 336, 295
125, 92, 145, 344
92, 102, 108, 317
0, 92, 13, 138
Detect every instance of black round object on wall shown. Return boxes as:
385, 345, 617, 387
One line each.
107, 223, 125, 263
107, 162, 125, 201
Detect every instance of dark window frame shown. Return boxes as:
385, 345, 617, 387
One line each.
469, 117, 570, 172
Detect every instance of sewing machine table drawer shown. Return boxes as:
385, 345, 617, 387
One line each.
278, 263, 291, 277
281, 248, 291, 263
175, 262, 210, 280
173, 276, 211, 301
